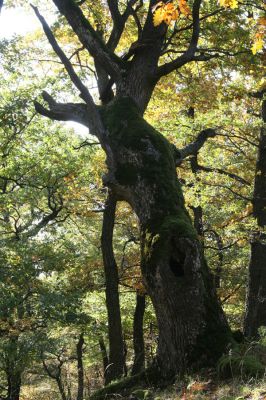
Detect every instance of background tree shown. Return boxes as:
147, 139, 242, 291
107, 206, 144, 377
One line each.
244, 90, 266, 338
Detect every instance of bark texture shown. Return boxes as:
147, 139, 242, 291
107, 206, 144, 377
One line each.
76, 333, 84, 400
101, 192, 124, 383
34, 0, 233, 380
244, 97, 266, 338
7, 373, 21, 400
98, 337, 109, 384
100, 97, 232, 377
132, 293, 146, 375
4, 337, 22, 400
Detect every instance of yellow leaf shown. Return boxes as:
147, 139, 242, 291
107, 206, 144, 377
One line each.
219, 0, 238, 8
153, 5, 165, 27
179, 0, 191, 16
252, 37, 264, 54
152, 1, 180, 27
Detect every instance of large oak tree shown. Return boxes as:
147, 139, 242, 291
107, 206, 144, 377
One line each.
31, 0, 260, 380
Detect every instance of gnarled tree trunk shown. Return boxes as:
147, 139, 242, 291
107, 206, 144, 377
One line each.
33, 0, 233, 380
101, 97, 231, 377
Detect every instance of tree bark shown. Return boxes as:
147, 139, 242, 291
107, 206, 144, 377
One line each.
34, 0, 233, 379
76, 333, 84, 400
132, 293, 146, 375
101, 191, 124, 383
100, 97, 232, 378
5, 336, 22, 400
98, 337, 109, 385
56, 378, 67, 400
244, 96, 266, 338
7, 373, 21, 400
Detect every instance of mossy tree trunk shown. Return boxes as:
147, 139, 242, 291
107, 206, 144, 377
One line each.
101, 97, 231, 377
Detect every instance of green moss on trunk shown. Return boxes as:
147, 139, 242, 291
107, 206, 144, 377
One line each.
99, 96, 232, 377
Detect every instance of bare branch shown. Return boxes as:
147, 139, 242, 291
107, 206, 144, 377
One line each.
162, 7, 224, 52
204, 182, 251, 201
175, 128, 216, 165
107, 0, 142, 50
196, 163, 251, 186
34, 91, 91, 127
51, 0, 122, 80
73, 140, 100, 150
174, 128, 250, 185
107, 0, 122, 27
156, 0, 202, 78
31, 5, 94, 105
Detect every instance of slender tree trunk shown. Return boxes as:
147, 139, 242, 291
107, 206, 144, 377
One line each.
56, 378, 67, 400
191, 205, 204, 237
244, 96, 266, 338
98, 337, 109, 384
101, 97, 232, 377
123, 336, 128, 377
76, 333, 84, 400
101, 191, 124, 383
5, 336, 22, 400
132, 293, 146, 375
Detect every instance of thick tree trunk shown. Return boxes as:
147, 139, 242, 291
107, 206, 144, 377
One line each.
132, 294, 146, 375
101, 97, 232, 377
244, 97, 266, 338
101, 192, 124, 383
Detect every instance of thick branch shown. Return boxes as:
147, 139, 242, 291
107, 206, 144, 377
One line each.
32, 5, 107, 144
107, 0, 122, 28
174, 128, 250, 185
195, 163, 250, 186
156, 0, 202, 77
52, 0, 122, 80
175, 128, 216, 165
32, 6, 94, 105
107, 0, 141, 51
34, 92, 90, 126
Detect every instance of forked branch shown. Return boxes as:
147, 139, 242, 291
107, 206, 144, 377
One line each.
31, 5, 94, 105
52, 0, 123, 80
156, 0, 203, 78
34, 91, 90, 127
32, 6, 107, 144
175, 128, 216, 165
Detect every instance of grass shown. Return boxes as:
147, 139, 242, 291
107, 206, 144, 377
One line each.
129, 376, 266, 400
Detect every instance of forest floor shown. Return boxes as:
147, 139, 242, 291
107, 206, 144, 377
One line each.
144, 377, 266, 400
109, 369, 266, 400
19, 375, 266, 400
